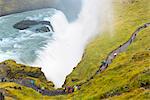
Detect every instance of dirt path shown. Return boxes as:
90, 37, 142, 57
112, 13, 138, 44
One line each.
13, 78, 66, 96
97, 22, 150, 73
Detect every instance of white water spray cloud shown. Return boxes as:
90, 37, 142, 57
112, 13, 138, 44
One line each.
34, 0, 113, 88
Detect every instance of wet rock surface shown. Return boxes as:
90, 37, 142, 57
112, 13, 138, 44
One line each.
35, 26, 51, 33
13, 20, 54, 32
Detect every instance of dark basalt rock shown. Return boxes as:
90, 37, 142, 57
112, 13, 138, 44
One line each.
13, 20, 39, 30
13, 20, 54, 32
35, 26, 50, 33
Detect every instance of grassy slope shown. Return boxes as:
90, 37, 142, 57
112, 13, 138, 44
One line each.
49, 0, 150, 99
64, 0, 150, 87
107, 88, 150, 100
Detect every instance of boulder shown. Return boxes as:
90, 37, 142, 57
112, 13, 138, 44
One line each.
35, 26, 50, 33
13, 20, 39, 30
13, 20, 54, 32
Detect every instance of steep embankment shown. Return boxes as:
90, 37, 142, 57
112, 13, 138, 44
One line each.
64, 0, 150, 87
0, 60, 55, 99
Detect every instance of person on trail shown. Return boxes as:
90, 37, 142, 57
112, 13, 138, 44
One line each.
30, 80, 35, 85
0, 92, 4, 100
74, 85, 78, 92
131, 34, 136, 42
63, 87, 66, 92
74, 85, 81, 92
66, 87, 69, 93
41, 86, 45, 90
64, 86, 68, 93
78, 85, 81, 90
0, 78, 4, 82
14, 86, 17, 89
1, 78, 6, 82
101, 60, 106, 66
68, 86, 72, 93
37, 89, 41, 93
65, 86, 74, 93
69, 87, 74, 93
64, 86, 69, 93
114, 53, 117, 57
18, 87, 22, 90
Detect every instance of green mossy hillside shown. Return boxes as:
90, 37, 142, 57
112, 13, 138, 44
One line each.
64, 0, 150, 88
54, 0, 150, 99
0, 60, 56, 99
0, 60, 46, 80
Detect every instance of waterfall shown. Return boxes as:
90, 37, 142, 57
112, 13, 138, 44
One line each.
34, 0, 113, 87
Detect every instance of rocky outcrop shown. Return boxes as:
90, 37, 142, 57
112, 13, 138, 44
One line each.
0, 60, 55, 90
0, 60, 45, 80
13, 20, 54, 32
35, 26, 51, 33
13, 20, 40, 30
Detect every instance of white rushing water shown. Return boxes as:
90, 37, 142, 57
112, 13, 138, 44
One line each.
0, 9, 56, 64
0, 0, 113, 88
34, 0, 113, 87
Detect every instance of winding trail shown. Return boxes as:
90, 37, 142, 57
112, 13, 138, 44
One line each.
78, 22, 150, 85
13, 78, 66, 96
2, 22, 150, 96
97, 22, 150, 73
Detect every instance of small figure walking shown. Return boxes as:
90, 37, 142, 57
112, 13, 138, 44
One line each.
114, 53, 117, 57
0, 92, 4, 100
101, 60, 106, 65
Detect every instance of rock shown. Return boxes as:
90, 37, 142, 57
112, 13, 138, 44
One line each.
13, 20, 39, 30
0, 60, 47, 80
35, 26, 50, 33
13, 20, 54, 32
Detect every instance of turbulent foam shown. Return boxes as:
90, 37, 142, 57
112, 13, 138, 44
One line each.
34, 0, 113, 87
0, 9, 57, 63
